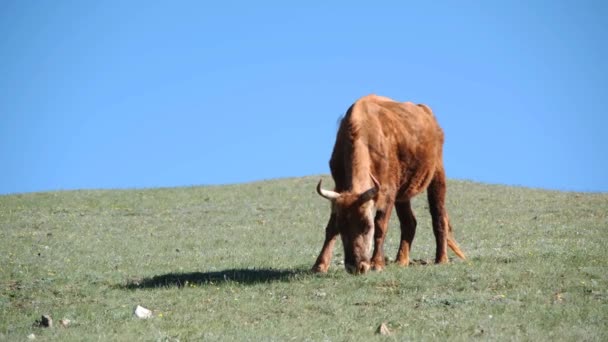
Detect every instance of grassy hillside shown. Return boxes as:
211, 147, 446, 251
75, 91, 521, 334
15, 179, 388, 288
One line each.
1, 176, 606, 341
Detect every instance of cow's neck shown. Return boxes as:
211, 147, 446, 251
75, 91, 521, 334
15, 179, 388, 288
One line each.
346, 140, 373, 194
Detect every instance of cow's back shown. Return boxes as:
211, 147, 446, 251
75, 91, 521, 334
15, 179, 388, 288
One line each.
330, 95, 444, 200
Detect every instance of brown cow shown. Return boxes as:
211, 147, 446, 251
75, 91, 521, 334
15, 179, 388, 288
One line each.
313, 94, 466, 274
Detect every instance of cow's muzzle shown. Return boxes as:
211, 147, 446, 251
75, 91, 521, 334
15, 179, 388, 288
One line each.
345, 261, 371, 275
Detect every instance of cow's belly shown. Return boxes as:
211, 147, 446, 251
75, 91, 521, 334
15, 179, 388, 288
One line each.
395, 164, 436, 202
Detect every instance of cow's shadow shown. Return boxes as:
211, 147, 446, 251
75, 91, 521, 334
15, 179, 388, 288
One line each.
122, 268, 308, 289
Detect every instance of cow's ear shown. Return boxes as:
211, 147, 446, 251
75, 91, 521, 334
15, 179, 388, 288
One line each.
358, 187, 378, 203
357, 174, 380, 203
370, 173, 380, 190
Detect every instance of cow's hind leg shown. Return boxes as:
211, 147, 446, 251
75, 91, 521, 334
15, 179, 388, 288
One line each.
395, 200, 417, 266
427, 166, 466, 264
312, 214, 338, 273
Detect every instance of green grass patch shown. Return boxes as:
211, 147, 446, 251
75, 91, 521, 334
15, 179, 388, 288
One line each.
1, 177, 607, 340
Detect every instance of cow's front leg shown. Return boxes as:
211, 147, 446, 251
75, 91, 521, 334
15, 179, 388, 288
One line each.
395, 200, 417, 266
312, 214, 338, 273
371, 205, 393, 271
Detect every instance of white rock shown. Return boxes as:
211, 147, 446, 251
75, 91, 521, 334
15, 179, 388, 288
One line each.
59, 319, 71, 328
27, 333, 36, 340
134, 305, 152, 319
377, 323, 391, 335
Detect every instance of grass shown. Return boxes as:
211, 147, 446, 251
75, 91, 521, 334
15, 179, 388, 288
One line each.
1, 176, 607, 341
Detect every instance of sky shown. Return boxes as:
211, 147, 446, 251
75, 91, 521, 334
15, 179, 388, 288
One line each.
1, 1, 607, 195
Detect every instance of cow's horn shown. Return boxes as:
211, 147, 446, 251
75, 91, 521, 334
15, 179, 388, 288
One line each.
316, 179, 340, 200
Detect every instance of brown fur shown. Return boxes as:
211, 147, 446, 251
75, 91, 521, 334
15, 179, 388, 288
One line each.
313, 94, 466, 274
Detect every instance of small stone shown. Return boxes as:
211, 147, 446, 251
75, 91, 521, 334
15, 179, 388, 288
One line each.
134, 305, 152, 319
314, 291, 327, 298
377, 323, 391, 335
27, 333, 36, 340
59, 319, 71, 328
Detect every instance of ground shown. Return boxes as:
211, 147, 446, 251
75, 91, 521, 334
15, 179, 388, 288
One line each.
1, 177, 606, 340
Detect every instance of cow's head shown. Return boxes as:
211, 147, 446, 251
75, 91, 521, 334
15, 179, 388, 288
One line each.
317, 175, 379, 274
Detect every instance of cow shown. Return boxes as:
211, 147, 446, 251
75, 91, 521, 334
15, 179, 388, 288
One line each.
313, 94, 466, 274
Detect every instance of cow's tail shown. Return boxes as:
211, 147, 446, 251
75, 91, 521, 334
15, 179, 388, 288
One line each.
447, 221, 466, 260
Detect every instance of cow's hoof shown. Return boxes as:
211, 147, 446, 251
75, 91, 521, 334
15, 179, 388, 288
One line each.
372, 264, 384, 272
371, 261, 385, 272
435, 257, 449, 264
311, 264, 329, 273
395, 259, 409, 267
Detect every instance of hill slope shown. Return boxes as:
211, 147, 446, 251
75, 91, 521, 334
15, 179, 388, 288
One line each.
1, 177, 606, 340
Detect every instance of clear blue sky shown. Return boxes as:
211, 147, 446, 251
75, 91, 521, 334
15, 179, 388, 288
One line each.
1, 1, 606, 195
